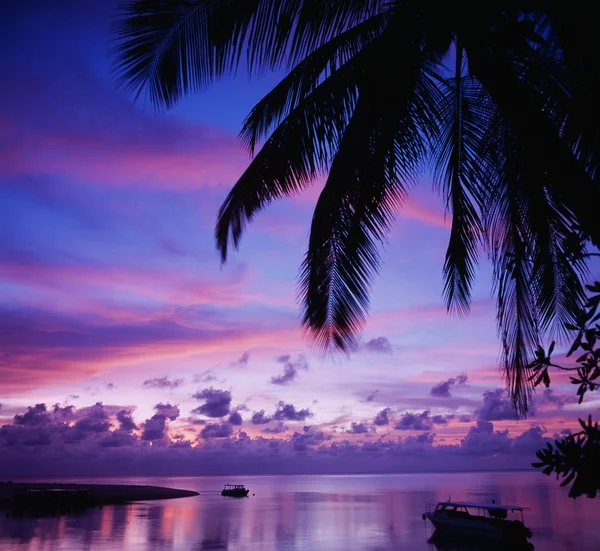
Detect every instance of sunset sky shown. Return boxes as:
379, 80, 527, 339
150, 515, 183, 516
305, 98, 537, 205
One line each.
1, 0, 598, 477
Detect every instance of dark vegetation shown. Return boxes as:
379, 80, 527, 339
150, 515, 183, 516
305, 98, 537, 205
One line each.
528, 280, 600, 498
111, 1, 600, 496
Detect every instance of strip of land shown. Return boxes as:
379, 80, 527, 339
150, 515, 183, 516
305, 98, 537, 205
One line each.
0, 482, 199, 509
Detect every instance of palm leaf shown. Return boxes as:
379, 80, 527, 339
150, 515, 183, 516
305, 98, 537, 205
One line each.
215, 43, 364, 261
239, 12, 388, 153
430, 49, 492, 315
299, 20, 441, 352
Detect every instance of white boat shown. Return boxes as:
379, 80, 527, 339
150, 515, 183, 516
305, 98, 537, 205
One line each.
423, 500, 533, 543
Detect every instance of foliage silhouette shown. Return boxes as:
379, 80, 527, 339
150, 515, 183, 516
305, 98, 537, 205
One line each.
112, 2, 600, 416
528, 281, 600, 498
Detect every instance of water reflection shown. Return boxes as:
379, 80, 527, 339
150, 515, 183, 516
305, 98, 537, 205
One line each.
427, 532, 535, 551
0, 472, 598, 550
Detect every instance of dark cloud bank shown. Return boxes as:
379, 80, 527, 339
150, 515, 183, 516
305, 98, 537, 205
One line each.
0, 399, 556, 477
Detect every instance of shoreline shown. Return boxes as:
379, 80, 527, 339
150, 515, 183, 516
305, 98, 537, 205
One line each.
0, 482, 199, 509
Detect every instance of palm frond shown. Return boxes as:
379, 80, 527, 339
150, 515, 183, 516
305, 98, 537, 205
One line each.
488, 143, 540, 416
112, 0, 387, 109
298, 21, 441, 352
239, 13, 388, 153
431, 50, 493, 315
466, 37, 600, 251
215, 41, 363, 261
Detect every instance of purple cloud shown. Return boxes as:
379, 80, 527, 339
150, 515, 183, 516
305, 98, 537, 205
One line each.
395, 411, 433, 431
251, 410, 271, 425
0, 402, 556, 477
361, 390, 379, 403
154, 403, 180, 421
193, 370, 219, 384
431, 414, 449, 426
394, 410, 452, 431
373, 408, 391, 426
345, 422, 374, 435
140, 403, 181, 441
459, 420, 512, 455
116, 410, 137, 432
534, 388, 567, 409
272, 402, 313, 422
262, 421, 288, 434
476, 389, 528, 421
363, 337, 393, 354
430, 373, 468, 398
13, 404, 51, 426
270, 355, 308, 385
143, 376, 184, 390
191, 388, 232, 418
52, 404, 76, 420
200, 423, 233, 439
228, 411, 243, 426
231, 351, 250, 367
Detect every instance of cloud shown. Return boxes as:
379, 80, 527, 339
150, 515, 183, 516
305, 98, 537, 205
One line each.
395, 411, 434, 431
228, 411, 243, 426
140, 403, 179, 441
200, 423, 234, 439
534, 388, 567, 409
430, 373, 468, 398
231, 351, 250, 367
14, 404, 51, 426
459, 420, 512, 455
193, 370, 219, 384
153, 403, 180, 421
345, 422, 375, 435
477, 389, 525, 422
394, 410, 452, 431
143, 376, 184, 390
52, 404, 76, 420
272, 402, 313, 422
270, 355, 308, 385
431, 414, 450, 426
0, 402, 557, 477
251, 410, 271, 425
262, 421, 288, 434
0, 53, 248, 191
191, 388, 232, 418
363, 337, 393, 354
373, 408, 391, 427
361, 390, 379, 403
116, 410, 137, 432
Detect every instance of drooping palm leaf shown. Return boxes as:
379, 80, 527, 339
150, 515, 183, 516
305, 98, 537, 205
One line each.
430, 50, 493, 315
299, 16, 442, 352
215, 40, 367, 261
112, 2, 599, 416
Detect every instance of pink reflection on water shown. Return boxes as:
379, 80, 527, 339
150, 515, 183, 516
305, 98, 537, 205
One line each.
1, 472, 598, 550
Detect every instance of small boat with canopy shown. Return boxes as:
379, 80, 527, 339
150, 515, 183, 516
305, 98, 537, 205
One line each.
221, 484, 249, 497
423, 500, 533, 542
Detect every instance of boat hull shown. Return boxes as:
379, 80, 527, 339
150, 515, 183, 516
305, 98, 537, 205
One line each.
425, 513, 530, 542
221, 490, 249, 498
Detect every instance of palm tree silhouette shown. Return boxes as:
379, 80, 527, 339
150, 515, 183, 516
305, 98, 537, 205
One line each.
112, 2, 600, 415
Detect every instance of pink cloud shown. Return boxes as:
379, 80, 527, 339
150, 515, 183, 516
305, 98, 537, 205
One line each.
0, 251, 291, 309
0, 68, 249, 189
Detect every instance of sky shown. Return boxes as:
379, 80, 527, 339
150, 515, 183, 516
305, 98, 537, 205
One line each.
0, 0, 598, 477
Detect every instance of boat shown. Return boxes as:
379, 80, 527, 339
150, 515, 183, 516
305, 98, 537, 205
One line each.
220, 484, 249, 497
422, 500, 533, 543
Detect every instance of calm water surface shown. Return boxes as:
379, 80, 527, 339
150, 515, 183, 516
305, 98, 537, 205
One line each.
1, 472, 598, 550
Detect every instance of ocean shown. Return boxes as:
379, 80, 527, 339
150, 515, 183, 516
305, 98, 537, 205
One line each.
1, 471, 598, 550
